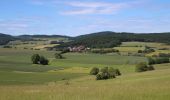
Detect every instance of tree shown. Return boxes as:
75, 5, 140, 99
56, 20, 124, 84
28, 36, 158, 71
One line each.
135, 62, 148, 72
148, 57, 155, 65
55, 53, 63, 59
31, 54, 40, 64
90, 67, 99, 75
39, 56, 49, 65
108, 67, 116, 78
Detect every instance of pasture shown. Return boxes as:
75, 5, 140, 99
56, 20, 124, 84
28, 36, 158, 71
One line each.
0, 42, 170, 100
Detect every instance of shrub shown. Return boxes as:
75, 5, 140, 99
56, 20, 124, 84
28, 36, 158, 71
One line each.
31, 54, 40, 64
108, 67, 116, 78
96, 73, 102, 80
115, 69, 121, 76
147, 65, 155, 71
135, 62, 148, 72
148, 57, 155, 65
39, 56, 49, 65
55, 53, 63, 59
100, 67, 108, 73
100, 72, 110, 80
90, 67, 99, 75
138, 50, 143, 53
96, 67, 121, 80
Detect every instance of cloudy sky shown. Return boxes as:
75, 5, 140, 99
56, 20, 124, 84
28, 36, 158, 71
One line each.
0, 0, 170, 36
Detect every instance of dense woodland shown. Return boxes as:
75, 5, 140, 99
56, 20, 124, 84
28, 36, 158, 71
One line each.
57, 31, 170, 48
0, 33, 15, 45
1, 32, 170, 48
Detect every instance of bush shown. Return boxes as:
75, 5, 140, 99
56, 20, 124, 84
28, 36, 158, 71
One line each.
136, 62, 155, 72
147, 65, 155, 71
55, 53, 63, 59
31, 54, 40, 64
138, 50, 143, 53
115, 69, 121, 76
100, 67, 108, 73
108, 67, 116, 78
148, 57, 155, 65
39, 56, 49, 65
90, 67, 99, 75
95, 67, 121, 80
135, 62, 148, 72
96, 73, 102, 80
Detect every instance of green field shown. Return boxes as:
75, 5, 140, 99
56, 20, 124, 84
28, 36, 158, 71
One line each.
0, 42, 170, 100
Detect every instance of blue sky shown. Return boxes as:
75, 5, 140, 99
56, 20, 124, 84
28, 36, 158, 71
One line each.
0, 0, 170, 36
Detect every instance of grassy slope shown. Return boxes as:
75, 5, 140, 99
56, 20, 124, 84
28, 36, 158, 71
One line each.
0, 64, 170, 100
0, 41, 170, 100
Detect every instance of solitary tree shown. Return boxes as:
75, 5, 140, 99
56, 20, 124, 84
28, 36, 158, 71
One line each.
31, 54, 40, 64
39, 56, 49, 65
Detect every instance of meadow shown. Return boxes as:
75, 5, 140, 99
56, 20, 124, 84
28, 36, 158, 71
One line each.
0, 42, 170, 100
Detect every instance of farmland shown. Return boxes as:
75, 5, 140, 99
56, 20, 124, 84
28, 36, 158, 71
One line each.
0, 41, 170, 100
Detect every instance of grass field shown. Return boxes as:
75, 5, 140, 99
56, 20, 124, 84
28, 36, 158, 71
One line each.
0, 42, 170, 100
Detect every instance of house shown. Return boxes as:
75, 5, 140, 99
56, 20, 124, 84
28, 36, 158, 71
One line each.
69, 45, 88, 52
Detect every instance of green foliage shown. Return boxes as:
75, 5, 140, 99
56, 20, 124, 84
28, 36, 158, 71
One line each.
148, 57, 155, 65
39, 56, 49, 65
148, 57, 170, 65
0, 33, 15, 45
55, 53, 63, 59
155, 57, 170, 64
57, 32, 170, 49
31, 54, 49, 65
96, 73, 102, 80
108, 67, 116, 78
147, 65, 155, 71
136, 62, 155, 72
138, 50, 143, 53
90, 67, 99, 75
96, 67, 121, 80
100, 67, 109, 73
115, 69, 121, 76
31, 54, 40, 64
135, 62, 148, 72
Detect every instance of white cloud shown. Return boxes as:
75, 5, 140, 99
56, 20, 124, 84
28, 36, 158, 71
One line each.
62, 1, 129, 15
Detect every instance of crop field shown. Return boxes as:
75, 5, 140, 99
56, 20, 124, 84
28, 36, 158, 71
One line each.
0, 42, 170, 100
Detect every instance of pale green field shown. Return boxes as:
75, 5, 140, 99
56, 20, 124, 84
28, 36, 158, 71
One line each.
121, 42, 170, 49
0, 64, 170, 100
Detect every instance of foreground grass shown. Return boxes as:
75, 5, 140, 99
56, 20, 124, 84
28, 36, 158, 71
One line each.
0, 68, 170, 100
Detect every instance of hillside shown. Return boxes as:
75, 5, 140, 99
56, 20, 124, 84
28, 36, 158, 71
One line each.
58, 31, 170, 48
17, 35, 71, 39
0, 33, 15, 45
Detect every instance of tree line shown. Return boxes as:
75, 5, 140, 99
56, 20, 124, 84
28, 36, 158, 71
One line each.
56, 31, 170, 49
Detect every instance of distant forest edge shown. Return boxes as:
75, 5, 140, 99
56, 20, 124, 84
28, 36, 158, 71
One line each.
57, 31, 170, 48
1, 31, 170, 48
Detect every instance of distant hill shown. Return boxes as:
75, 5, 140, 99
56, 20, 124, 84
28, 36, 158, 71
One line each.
0, 33, 15, 45
18, 35, 71, 39
57, 31, 170, 48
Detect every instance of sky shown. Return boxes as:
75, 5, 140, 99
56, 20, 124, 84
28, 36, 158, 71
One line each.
0, 0, 170, 36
